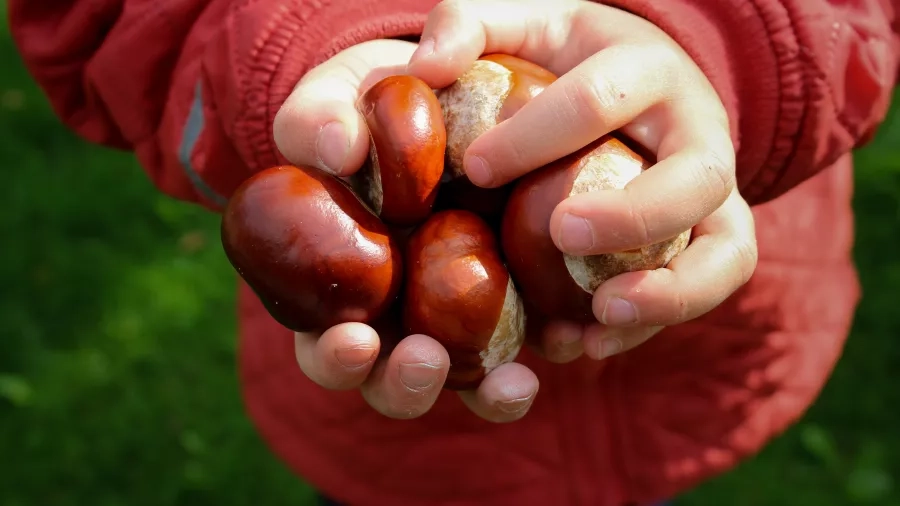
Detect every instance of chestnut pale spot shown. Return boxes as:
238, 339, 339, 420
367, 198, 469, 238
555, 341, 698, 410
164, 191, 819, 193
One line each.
480, 277, 526, 373
438, 60, 513, 178
437, 56, 559, 180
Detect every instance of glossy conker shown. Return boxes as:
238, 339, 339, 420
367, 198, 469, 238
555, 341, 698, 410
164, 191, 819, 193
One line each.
403, 210, 526, 390
437, 54, 558, 179
221, 165, 403, 332
352, 74, 446, 227
501, 136, 692, 322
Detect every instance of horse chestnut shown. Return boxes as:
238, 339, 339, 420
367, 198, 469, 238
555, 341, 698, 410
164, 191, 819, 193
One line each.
352, 75, 446, 227
437, 54, 558, 179
221, 165, 403, 332
403, 210, 526, 390
501, 136, 691, 322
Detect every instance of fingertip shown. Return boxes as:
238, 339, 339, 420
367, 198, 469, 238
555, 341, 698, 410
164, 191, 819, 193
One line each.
273, 96, 370, 176
406, 44, 482, 90
458, 362, 539, 423
295, 322, 381, 390
394, 334, 451, 368
548, 191, 621, 255
360, 334, 450, 420
407, 2, 486, 88
591, 269, 684, 327
394, 334, 451, 393
320, 112, 371, 177
581, 323, 617, 361
582, 324, 664, 361
540, 320, 586, 364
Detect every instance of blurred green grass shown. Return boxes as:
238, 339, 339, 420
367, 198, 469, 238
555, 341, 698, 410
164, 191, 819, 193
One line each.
1, 3, 899, 505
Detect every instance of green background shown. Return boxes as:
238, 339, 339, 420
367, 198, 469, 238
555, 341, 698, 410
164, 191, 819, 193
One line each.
1, 3, 898, 505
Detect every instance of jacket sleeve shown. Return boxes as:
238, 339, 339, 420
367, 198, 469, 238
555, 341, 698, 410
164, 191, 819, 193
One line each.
8, 0, 437, 212
601, 0, 900, 204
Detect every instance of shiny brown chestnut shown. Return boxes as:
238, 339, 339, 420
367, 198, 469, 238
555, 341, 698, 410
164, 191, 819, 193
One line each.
403, 210, 526, 390
352, 74, 446, 227
501, 136, 692, 322
437, 54, 558, 179
221, 165, 403, 332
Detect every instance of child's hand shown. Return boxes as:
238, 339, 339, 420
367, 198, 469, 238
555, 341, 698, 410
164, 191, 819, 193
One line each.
273, 40, 539, 423
408, 0, 759, 363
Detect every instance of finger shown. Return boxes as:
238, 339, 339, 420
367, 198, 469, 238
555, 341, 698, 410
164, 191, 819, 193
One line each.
360, 334, 450, 419
530, 320, 586, 364
463, 44, 686, 188
591, 190, 758, 327
582, 324, 665, 361
457, 362, 539, 423
294, 323, 380, 390
407, 0, 577, 88
549, 101, 735, 255
273, 39, 417, 176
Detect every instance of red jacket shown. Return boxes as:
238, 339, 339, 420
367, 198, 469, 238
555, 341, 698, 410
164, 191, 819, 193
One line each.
10, 0, 900, 504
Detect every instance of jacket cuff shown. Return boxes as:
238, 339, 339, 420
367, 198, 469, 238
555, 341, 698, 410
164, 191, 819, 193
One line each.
600, 0, 804, 204
234, 0, 432, 173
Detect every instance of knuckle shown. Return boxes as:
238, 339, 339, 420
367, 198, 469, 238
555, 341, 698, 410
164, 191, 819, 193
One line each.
730, 238, 759, 287
547, 343, 581, 364
670, 281, 692, 324
565, 72, 623, 129
696, 144, 736, 204
272, 104, 298, 158
647, 268, 691, 324
487, 133, 531, 182
644, 42, 692, 93
623, 186, 654, 246
433, 0, 468, 20
654, 43, 685, 75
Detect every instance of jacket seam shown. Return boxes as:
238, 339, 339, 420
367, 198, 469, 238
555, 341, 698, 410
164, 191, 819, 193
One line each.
747, 0, 813, 203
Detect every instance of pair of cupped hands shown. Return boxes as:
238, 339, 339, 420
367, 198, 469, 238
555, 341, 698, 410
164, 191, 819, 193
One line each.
272, 0, 759, 423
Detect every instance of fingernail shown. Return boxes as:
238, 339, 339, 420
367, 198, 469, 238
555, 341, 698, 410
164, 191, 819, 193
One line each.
597, 338, 623, 360
399, 362, 439, 391
558, 213, 595, 253
334, 346, 377, 369
316, 121, 350, 174
410, 38, 436, 61
557, 327, 582, 346
464, 155, 493, 187
601, 297, 638, 325
496, 394, 535, 414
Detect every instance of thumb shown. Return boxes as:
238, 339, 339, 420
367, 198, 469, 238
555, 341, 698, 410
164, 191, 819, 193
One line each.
407, 0, 576, 88
273, 39, 417, 176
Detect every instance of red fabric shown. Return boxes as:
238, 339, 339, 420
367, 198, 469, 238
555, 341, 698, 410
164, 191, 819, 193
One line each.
9, 0, 899, 504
